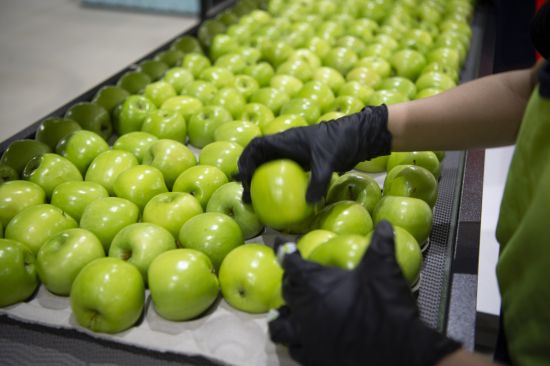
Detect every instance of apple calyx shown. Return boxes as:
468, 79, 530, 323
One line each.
22, 155, 43, 178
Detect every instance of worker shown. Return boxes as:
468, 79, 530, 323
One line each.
237, 2, 550, 365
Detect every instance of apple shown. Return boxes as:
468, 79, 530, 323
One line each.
329, 96, 364, 114
80, 197, 140, 252
161, 96, 204, 124
112, 131, 157, 163
209, 34, 239, 61
378, 77, 417, 100
288, 48, 321, 70
317, 20, 345, 42
144, 81, 177, 108
390, 49, 427, 81
317, 111, 346, 123
416, 71, 457, 92
308, 234, 369, 270
141, 109, 187, 143
109, 223, 176, 283
22, 153, 82, 198
181, 53, 212, 78
138, 59, 169, 81
440, 19, 472, 39
142, 192, 203, 239
386, 151, 441, 179
347, 17, 378, 41
183, 80, 218, 105
5, 204, 77, 255
422, 62, 460, 83
142, 139, 196, 189
219, 243, 283, 313
280, 98, 321, 125
249, 87, 290, 115
0, 180, 46, 227
262, 114, 308, 135
0, 164, 18, 184
250, 159, 317, 233
214, 121, 261, 147
270, 74, 303, 99
426, 47, 461, 71
116, 70, 152, 94
355, 155, 389, 173
148, 248, 219, 320
179, 212, 243, 271
233, 74, 260, 101
335, 36, 367, 55
346, 67, 382, 89
199, 66, 235, 89
64, 102, 112, 140
172, 34, 204, 54
154, 49, 184, 68
172, 165, 228, 209
312, 200, 373, 236
360, 0, 387, 21
36, 228, 105, 296
206, 181, 264, 239
384, 164, 439, 208
337, 81, 374, 105
368, 89, 409, 106
210, 87, 247, 119
0, 239, 39, 307
113, 165, 168, 210
35, 118, 82, 150
214, 53, 248, 74
355, 56, 392, 78
0, 139, 51, 176
306, 37, 331, 59
360, 42, 392, 59
322, 47, 358, 76
434, 32, 467, 62
50, 181, 109, 222
399, 28, 433, 54
227, 23, 253, 45
187, 105, 233, 148
92, 85, 130, 115
85, 149, 138, 195
296, 81, 335, 114
56, 130, 109, 174
115, 95, 157, 136
198, 141, 243, 179
276, 59, 313, 83
373, 196, 433, 250
312, 67, 345, 93
415, 88, 443, 99
162, 67, 194, 94
296, 229, 337, 258
261, 40, 293, 68
238, 103, 275, 128
242, 62, 274, 87
326, 171, 382, 214
70, 257, 144, 333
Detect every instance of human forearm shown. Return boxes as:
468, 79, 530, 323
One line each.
437, 349, 505, 366
388, 65, 540, 151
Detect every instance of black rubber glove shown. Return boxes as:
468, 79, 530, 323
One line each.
269, 221, 461, 366
238, 105, 392, 203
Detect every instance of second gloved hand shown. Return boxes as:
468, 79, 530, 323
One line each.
237, 105, 392, 203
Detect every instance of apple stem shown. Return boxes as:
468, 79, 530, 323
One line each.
238, 287, 246, 297
120, 250, 132, 261
347, 185, 357, 200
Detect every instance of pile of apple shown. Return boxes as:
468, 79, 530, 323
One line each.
0, 0, 473, 336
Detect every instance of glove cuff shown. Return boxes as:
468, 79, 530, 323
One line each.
360, 104, 392, 160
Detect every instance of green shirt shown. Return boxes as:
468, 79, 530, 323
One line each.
496, 66, 550, 366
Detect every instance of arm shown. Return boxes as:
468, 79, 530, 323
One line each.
389, 64, 542, 151
438, 349, 505, 366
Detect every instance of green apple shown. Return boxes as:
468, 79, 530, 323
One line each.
80, 197, 140, 252
116, 70, 152, 94
365, 224, 423, 287
206, 182, 264, 239
144, 81, 177, 108
296, 229, 337, 258
214, 121, 261, 147
0, 239, 38, 307
142, 192, 203, 239
328, 96, 364, 114
426, 47, 461, 71
308, 234, 368, 270
306, 36, 331, 58
317, 20, 345, 42
84, 149, 138, 195
22, 153, 82, 198
270, 74, 304, 99
37, 228, 105, 296
0, 139, 51, 176
109, 223, 176, 283
179, 212, 243, 271
261, 40, 293, 68
70, 257, 144, 333
296, 81, 335, 113
262, 114, 308, 135
219, 243, 283, 313
199, 141, 243, 179
138, 59, 169, 81
5, 204, 77, 255
317, 111, 346, 123
348, 17, 378, 41
210, 87, 247, 119
0, 164, 18, 184
390, 49, 427, 81
56, 130, 109, 174
183, 80, 218, 105
336, 35, 367, 55
422, 62, 460, 83
323, 47, 358, 76
368, 89, 408, 106
112, 131, 158, 163
378, 77, 417, 100
360, 0, 387, 21
115, 95, 157, 135
249, 87, 290, 115
289, 48, 322, 70
250, 159, 316, 233
312, 200, 373, 236
233, 74, 260, 101
113, 165, 168, 210
35, 118, 82, 150
280, 98, 321, 125
172, 34, 204, 54
355, 56, 391, 78
214, 52, 248, 74
384, 164, 439, 207
238, 103, 275, 128
415, 88, 443, 99
312, 67, 345, 93
172, 165, 228, 209
434, 32, 467, 62
242, 62, 274, 87
92, 85, 130, 115
187, 105, 232, 148
161, 95, 203, 122
154, 49, 184, 68
50, 181, 109, 222
141, 109, 186, 143
209, 34, 239, 61
276, 59, 313, 83
162, 67, 194, 94
355, 155, 389, 173
346, 67, 382, 89
399, 28, 433, 54
386, 151, 441, 179
199, 66, 235, 89
142, 139, 196, 189
373, 196, 432, 250
326, 171, 382, 214
0, 180, 46, 227
181, 53, 212, 78
416, 72, 457, 92
337, 81, 374, 105
148, 248, 219, 320
65, 102, 112, 140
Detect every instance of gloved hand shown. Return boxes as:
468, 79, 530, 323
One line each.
269, 221, 461, 366
237, 105, 392, 203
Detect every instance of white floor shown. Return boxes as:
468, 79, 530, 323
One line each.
0, 0, 197, 140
